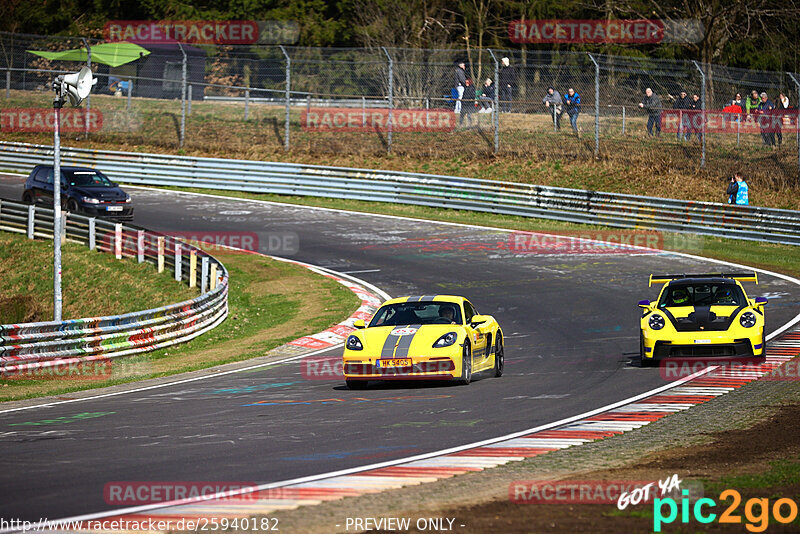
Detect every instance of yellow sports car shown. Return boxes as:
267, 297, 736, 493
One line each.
342, 295, 504, 389
638, 272, 768, 366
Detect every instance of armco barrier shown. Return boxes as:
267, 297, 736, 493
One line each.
0, 198, 228, 374
1, 141, 800, 245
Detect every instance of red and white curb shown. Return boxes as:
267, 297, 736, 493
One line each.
54, 329, 800, 531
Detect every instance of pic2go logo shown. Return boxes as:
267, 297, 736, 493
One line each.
654, 489, 800, 532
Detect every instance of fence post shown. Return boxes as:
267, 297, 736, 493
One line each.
210, 263, 218, 290
382, 47, 393, 154
692, 60, 706, 167
27, 204, 34, 239
245, 88, 250, 120
157, 236, 165, 273
177, 43, 187, 148
137, 229, 145, 263
201, 256, 209, 293
189, 249, 197, 288
82, 38, 91, 140
187, 85, 192, 115
127, 79, 132, 111
622, 106, 626, 135
5, 70, 10, 98
174, 241, 182, 282
88, 217, 95, 250
588, 53, 600, 157
306, 94, 311, 116
788, 72, 800, 175
279, 45, 291, 152
488, 49, 500, 154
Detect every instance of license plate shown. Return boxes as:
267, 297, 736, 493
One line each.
376, 359, 411, 368
106, 205, 123, 212
694, 339, 711, 344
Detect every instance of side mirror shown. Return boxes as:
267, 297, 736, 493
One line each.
638, 300, 651, 309
754, 296, 768, 306
470, 314, 490, 327
353, 319, 366, 329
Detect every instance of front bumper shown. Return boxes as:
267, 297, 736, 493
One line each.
642, 328, 763, 361
343, 356, 458, 381
78, 204, 135, 221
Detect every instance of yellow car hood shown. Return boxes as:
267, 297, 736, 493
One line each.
357, 324, 461, 357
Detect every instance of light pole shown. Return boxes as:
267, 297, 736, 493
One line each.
51, 66, 95, 321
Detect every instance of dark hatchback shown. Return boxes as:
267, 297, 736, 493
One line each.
22, 165, 134, 221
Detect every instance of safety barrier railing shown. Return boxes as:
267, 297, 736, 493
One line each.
0, 197, 228, 373
1, 141, 799, 246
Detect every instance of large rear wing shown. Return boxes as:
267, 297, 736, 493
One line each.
649, 272, 758, 287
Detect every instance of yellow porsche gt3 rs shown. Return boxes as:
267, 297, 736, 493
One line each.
638, 272, 768, 367
342, 295, 504, 389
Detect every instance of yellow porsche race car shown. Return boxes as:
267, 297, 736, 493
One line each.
638, 272, 768, 366
343, 295, 504, 389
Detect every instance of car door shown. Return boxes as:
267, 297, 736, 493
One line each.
463, 300, 488, 357
30, 167, 52, 204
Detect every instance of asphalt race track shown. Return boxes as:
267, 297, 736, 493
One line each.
2, 175, 800, 522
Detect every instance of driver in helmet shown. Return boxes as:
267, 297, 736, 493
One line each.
670, 288, 690, 306
438, 304, 457, 324
714, 287, 736, 304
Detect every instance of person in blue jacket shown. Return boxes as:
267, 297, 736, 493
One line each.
563, 87, 581, 135
734, 173, 749, 205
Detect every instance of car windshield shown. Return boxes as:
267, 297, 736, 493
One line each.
64, 170, 113, 187
658, 283, 746, 308
369, 302, 462, 327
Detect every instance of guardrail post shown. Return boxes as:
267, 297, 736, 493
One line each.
362, 96, 366, 127
279, 45, 291, 152
177, 42, 187, 149
622, 106, 626, 135
201, 256, 209, 293
588, 53, 600, 157
487, 49, 500, 154
210, 263, 218, 290
174, 241, 182, 282
157, 236, 165, 273
114, 223, 122, 259
5, 70, 10, 98
189, 249, 197, 288
382, 47, 393, 154
88, 218, 95, 250
137, 229, 144, 263
244, 88, 250, 121
692, 60, 707, 167
306, 94, 311, 116
187, 85, 192, 115
27, 204, 34, 239
127, 79, 132, 111
788, 72, 800, 175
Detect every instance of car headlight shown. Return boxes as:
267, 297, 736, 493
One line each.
433, 332, 458, 348
346, 335, 363, 351
648, 314, 665, 330
123, 195, 132, 203
82, 196, 100, 204
740, 312, 757, 328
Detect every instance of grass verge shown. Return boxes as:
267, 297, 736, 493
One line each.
0, 244, 360, 402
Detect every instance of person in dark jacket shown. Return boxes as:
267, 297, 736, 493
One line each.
454, 61, 467, 114
673, 90, 692, 141
757, 92, 777, 146
459, 78, 477, 126
726, 175, 739, 204
638, 88, 662, 137
690, 93, 703, 142
563, 88, 581, 135
499, 57, 517, 113
479, 78, 495, 112
542, 86, 563, 130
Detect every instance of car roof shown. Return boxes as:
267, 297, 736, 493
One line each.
381, 295, 466, 306
35, 165, 99, 172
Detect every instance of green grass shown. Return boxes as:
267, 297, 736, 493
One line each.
705, 456, 800, 492
0, 242, 360, 401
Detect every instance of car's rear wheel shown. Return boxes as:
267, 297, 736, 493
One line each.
457, 343, 472, 385
66, 198, 80, 214
346, 379, 368, 390
493, 332, 504, 377
22, 191, 34, 204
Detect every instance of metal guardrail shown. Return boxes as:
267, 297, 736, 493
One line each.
1, 141, 799, 246
0, 197, 229, 373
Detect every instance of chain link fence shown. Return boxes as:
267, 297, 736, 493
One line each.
1, 31, 798, 184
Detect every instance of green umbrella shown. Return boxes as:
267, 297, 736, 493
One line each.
27, 42, 150, 68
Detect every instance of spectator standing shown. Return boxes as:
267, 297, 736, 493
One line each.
778, 93, 790, 109
499, 57, 516, 113
731, 93, 744, 109
745, 90, 760, 114
479, 78, 494, 112
638, 88, 662, 137
459, 79, 477, 126
562, 87, 581, 136
726, 175, 738, 204
542, 86, 563, 130
673, 89, 692, 141
734, 173, 749, 205
690, 93, 703, 142
757, 92, 777, 146
454, 61, 467, 114
777, 93, 790, 145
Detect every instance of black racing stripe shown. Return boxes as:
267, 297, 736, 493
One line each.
406, 296, 422, 302
393, 324, 423, 359
381, 334, 401, 359
419, 295, 438, 302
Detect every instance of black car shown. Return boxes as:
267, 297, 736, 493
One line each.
22, 165, 134, 221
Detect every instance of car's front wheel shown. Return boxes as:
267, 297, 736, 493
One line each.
493, 332, 504, 377
457, 343, 472, 385
22, 191, 34, 204
66, 198, 80, 214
